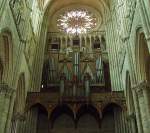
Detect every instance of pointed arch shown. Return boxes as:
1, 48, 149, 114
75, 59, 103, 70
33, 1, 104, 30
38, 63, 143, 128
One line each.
50, 104, 75, 128
0, 29, 13, 81
82, 63, 94, 81
101, 103, 123, 114
76, 104, 100, 123
30, 103, 48, 115
135, 28, 150, 82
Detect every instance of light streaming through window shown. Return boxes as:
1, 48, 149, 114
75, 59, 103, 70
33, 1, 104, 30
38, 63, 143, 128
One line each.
57, 9, 97, 34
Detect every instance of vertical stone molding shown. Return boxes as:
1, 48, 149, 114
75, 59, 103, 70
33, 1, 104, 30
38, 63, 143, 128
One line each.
0, 83, 15, 133
11, 112, 26, 133
127, 113, 137, 133
132, 89, 144, 133
133, 81, 150, 133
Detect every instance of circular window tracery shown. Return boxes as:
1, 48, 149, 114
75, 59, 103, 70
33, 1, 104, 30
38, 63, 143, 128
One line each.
57, 9, 97, 34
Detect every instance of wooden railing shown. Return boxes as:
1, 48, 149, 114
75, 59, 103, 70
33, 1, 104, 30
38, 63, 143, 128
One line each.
26, 91, 126, 116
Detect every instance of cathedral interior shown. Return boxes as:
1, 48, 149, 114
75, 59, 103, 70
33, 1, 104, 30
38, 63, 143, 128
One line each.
0, 0, 150, 133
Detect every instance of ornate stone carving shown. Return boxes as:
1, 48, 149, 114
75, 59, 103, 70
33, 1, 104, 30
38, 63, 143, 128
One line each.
9, 0, 27, 42
12, 112, 26, 121
0, 83, 15, 98
84, 73, 91, 81
133, 80, 150, 97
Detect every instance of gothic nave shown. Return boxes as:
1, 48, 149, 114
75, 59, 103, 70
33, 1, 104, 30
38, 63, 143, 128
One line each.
0, 0, 150, 133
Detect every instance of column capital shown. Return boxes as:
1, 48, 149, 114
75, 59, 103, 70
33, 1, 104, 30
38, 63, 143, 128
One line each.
12, 112, 26, 122
133, 80, 150, 90
127, 112, 136, 121
132, 80, 150, 97
0, 83, 15, 97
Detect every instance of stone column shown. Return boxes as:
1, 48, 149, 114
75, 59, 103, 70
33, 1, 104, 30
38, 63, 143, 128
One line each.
0, 83, 15, 133
5, 89, 16, 133
84, 73, 90, 97
60, 73, 66, 97
11, 113, 25, 133
132, 89, 144, 133
133, 81, 150, 133
22, 108, 38, 133
127, 113, 137, 133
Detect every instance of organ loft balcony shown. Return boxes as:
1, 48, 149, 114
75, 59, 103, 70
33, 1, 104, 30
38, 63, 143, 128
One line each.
26, 32, 125, 113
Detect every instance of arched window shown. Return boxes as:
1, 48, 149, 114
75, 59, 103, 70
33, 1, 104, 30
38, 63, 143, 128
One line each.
136, 31, 150, 81
3, 34, 9, 63
0, 30, 13, 80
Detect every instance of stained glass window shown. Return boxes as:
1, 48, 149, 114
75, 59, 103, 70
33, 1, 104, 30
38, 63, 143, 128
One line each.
57, 9, 97, 34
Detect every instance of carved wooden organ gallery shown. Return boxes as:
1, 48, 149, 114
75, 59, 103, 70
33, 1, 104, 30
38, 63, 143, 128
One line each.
26, 31, 126, 129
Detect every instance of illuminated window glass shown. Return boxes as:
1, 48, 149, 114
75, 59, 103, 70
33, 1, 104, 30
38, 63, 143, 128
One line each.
57, 9, 97, 34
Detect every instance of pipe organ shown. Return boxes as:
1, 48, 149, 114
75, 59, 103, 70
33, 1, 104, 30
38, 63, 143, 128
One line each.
42, 31, 111, 96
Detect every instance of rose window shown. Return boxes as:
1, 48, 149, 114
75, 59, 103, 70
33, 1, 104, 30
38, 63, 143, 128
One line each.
57, 9, 97, 34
